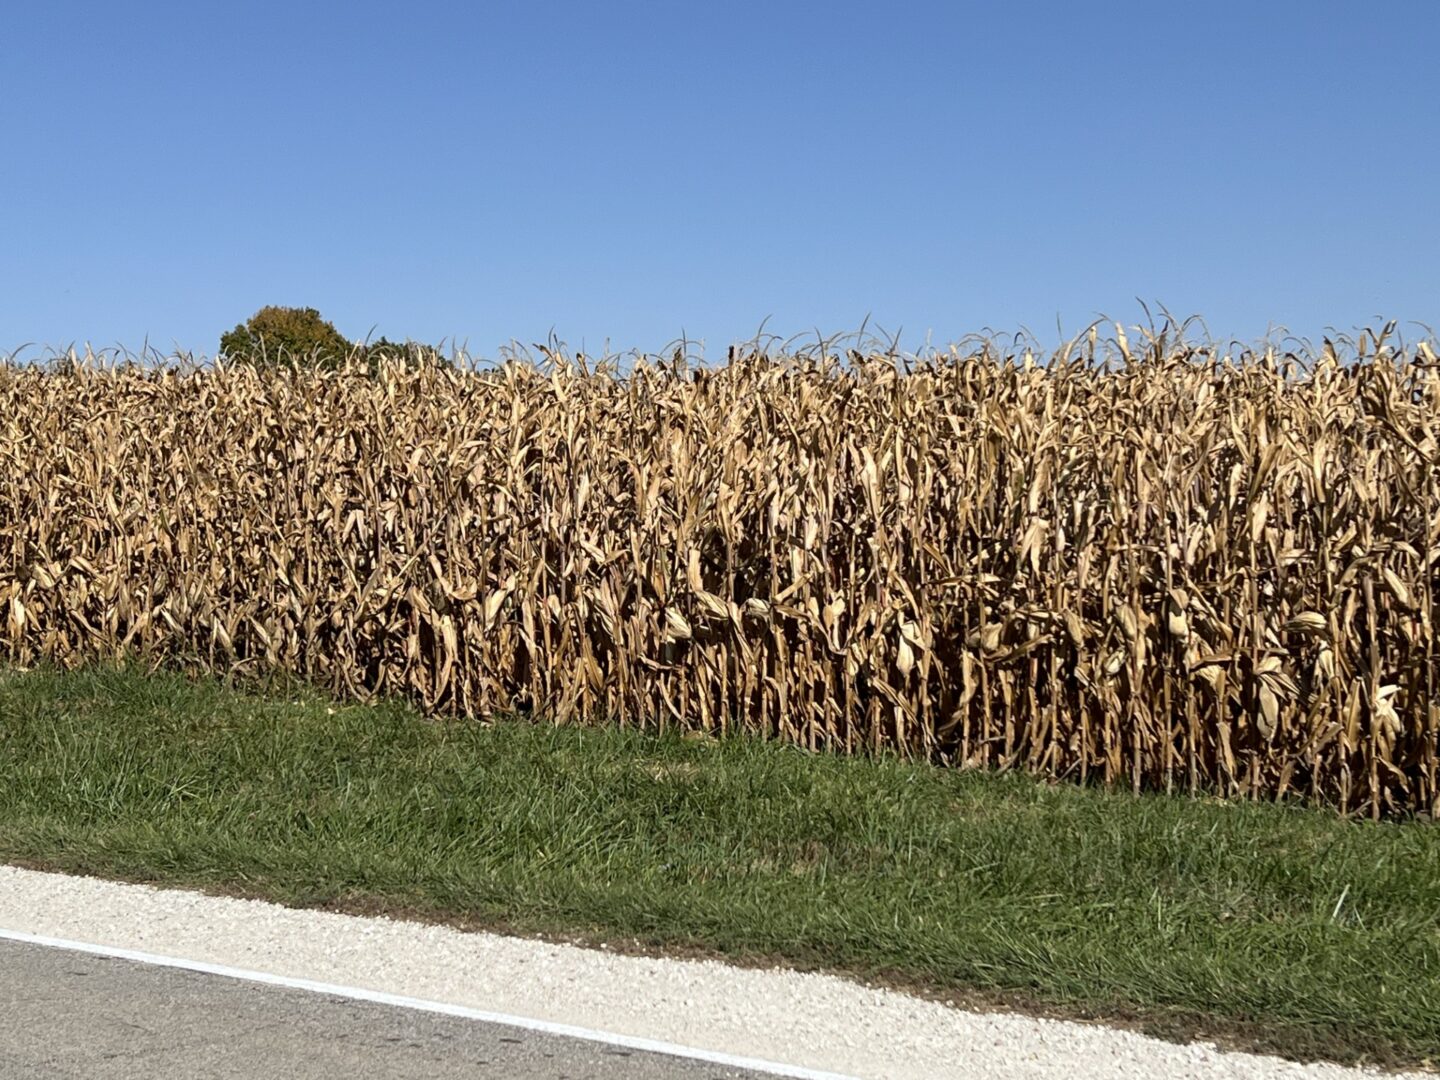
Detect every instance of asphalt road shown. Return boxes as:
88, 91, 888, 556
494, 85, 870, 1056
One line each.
0, 938, 772, 1079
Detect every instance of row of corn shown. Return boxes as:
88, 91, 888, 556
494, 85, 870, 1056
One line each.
2, 330, 1437, 816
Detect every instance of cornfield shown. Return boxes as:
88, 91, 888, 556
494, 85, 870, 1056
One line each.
3, 327, 1439, 817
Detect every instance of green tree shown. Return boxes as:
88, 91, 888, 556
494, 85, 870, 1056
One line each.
360, 336, 454, 372
219, 306, 353, 368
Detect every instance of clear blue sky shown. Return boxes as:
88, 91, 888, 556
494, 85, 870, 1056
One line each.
4, 1, 1436, 360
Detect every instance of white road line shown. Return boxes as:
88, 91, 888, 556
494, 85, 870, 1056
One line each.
0, 927, 856, 1080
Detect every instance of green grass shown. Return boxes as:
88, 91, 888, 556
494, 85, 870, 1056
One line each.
0, 664, 1436, 1070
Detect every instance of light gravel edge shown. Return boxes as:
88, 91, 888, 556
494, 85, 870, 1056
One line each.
0, 866, 1422, 1080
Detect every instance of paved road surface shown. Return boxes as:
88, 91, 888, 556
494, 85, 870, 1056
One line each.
0, 938, 771, 1079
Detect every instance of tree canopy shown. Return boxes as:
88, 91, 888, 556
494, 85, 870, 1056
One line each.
219, 306, 353, 368
220, 307, 450, 370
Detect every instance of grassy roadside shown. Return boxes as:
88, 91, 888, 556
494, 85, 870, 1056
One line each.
0, 665, 1436, 1070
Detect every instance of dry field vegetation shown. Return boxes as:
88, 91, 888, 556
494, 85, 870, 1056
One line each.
3, 326, 1439, 818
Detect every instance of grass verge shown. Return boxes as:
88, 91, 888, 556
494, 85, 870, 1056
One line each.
0, 664, 1436, 1070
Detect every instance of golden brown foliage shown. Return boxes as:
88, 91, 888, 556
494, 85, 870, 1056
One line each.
4, 331, 1439, 816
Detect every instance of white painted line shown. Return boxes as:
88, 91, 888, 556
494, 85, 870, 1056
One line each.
0, 927, 855, 1080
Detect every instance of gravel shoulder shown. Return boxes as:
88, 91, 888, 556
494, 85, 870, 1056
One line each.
0, 865, 1427, 1080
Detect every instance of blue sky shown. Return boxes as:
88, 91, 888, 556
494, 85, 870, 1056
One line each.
4, 1, 1436, 360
